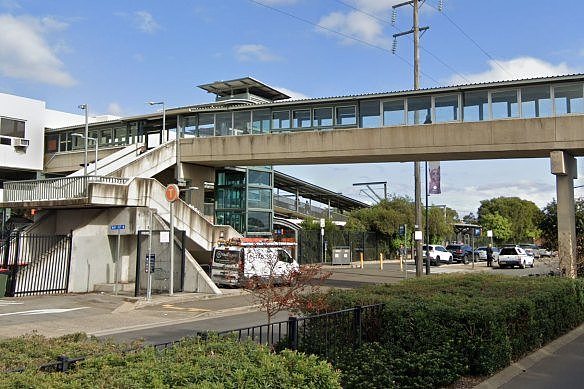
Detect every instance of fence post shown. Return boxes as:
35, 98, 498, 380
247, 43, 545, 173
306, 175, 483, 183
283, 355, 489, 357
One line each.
354, 305, 362, 347
64, 232, 73, 293
7, 233, 21, 297
287, 316, 298, 350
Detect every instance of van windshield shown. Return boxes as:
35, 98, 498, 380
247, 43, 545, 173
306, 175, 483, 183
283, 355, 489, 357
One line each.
214, 250, 240, 264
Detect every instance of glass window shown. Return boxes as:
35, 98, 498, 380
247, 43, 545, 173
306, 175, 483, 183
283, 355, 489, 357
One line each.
407, 96, 432, 124
233, 111, 251, 135
71, 132, 84, 150
252, 109, 271, 134
216, 188, 245, 209
99, 128, 112, 146
247, 188, 272, 209
198, 113, 214, 137
45, 134, 58, 152
313, 107, 333, 127
491, 90, 519, 119
247, 211, 271, 233
215, 112, 233, 136
521, 86, 552, 118
216, 170, 245, 186
383, 99, 405, 126
60, 132, 72, 151
292, 109, 311, 128
463, 91, 489, 121
359, 100, 380, 128
335, 106, 356, 126
272, 110, 290, 130
0, 118, 25, 137
113, 127, 127, 145
248, 170, 271, 186
554, 84, 584, 115
216, 211, 245, 233
434, 94, 459, 123
184, 116, 197, 138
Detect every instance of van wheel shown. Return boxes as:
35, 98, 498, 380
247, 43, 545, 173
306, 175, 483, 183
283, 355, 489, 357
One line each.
448, 256, 453, 264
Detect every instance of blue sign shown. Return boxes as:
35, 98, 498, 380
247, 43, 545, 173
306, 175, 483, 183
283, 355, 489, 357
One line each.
110, 224, 126, 231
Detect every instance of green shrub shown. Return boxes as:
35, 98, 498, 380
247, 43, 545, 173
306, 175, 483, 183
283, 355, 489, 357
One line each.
0, 335, 341, 389
303, 273, 584, 387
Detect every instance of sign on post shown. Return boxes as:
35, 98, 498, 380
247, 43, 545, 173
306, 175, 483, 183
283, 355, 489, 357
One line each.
110, 224, 126, 231
145, 253, 155, 273
165, 184, 180, 202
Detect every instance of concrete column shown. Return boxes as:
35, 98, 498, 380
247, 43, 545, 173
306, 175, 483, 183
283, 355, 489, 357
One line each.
550, 151, 578, 278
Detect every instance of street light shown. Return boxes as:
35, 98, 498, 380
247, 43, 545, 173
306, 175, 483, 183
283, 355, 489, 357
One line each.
72, 133, 98, 175
147, 101, 180, 184
78, 104, 88, 176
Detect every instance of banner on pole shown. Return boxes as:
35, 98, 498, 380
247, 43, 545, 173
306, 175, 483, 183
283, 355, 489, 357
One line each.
428, 161, 441, 194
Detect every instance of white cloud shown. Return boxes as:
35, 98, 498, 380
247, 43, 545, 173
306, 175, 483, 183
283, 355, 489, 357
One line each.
316, 1, 401, 48
134, 11, 159, 33
449, 57, 577, 84
274, 86, 310, 100
107, 102, 123, 116
235, 44, 280, 62
0, 14, 76, 87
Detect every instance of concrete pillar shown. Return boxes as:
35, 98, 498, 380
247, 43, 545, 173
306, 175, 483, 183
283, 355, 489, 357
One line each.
550, 151, 578, 278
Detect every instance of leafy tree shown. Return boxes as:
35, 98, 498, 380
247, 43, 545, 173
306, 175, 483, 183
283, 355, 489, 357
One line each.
480, 212, 513, 244
478, 197, 543, 243
425, 207, 454, 244
540, 198, 584, 251
345, 196, 414, 236
463, 213, 478, 224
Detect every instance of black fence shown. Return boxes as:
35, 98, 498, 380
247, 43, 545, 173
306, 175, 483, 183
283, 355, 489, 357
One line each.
203, 303, 385, 362
1, 233, 72, 296
298, 230, 394, 264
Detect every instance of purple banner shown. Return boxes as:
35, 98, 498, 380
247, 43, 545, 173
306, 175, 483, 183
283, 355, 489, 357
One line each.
428, 161, 441, 194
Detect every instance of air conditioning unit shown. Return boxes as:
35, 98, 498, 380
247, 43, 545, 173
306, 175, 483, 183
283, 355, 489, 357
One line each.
12, 138, 30, 148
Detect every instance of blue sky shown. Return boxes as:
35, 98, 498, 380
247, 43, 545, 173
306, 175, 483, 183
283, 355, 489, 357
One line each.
1, 0, 583, 216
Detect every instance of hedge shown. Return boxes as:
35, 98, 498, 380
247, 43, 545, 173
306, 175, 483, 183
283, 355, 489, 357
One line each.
305, 273, 584, 388
0, 335, 341, 389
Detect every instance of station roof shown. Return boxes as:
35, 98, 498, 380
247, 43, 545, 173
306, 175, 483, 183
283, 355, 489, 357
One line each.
198, 77, 291, 102
274, 170, 369, 211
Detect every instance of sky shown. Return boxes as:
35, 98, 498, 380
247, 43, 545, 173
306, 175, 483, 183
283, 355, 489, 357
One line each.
1, 0, 584, 217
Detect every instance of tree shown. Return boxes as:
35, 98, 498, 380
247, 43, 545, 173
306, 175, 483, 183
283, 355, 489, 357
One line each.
480, 212, 513, 244
478, 197, 543, 243
425, 207, 454, 244
463, 213, 478, 225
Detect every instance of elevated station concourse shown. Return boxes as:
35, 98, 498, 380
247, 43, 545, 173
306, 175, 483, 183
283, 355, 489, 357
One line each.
2, 74, 584, 297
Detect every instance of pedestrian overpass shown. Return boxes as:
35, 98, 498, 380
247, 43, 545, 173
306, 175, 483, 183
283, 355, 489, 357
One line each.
4, 74, 584, 281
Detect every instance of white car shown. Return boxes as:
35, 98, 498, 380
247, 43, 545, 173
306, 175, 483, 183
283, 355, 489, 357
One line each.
475, 246, 500, 261
423, 244, 454, 264
497, 247, 534, 269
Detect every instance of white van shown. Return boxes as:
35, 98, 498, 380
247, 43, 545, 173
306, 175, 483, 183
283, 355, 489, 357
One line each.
211, 242, 298, 287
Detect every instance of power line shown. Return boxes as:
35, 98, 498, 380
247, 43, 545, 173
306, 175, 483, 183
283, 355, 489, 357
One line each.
332, 0, 470, 83
247, 0, 443, 86
425, 0, 514, 79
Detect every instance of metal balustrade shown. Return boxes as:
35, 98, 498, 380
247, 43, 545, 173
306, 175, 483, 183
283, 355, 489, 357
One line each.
2, 176, 129, 203
273, 194, 347, 221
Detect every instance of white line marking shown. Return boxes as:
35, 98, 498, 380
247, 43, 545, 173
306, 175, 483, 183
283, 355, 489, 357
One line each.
0, 307, 89, 317
0, 301, 24, 306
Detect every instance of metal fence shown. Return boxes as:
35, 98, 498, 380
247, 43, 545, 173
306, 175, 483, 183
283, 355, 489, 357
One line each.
1, 233, 72, 296
2, 176, 129, 202
298, 230, 393, 264
274, 194, 348, 222
206, 303, 385, 361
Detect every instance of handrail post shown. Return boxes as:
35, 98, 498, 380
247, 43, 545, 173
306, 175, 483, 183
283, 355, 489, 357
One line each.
354, 305, 362, 346
287, 316, 298, 350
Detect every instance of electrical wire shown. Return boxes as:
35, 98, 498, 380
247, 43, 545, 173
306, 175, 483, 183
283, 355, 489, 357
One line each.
425, 0, 514, 79
247, 0, 444, 86
332, 0, 470, 83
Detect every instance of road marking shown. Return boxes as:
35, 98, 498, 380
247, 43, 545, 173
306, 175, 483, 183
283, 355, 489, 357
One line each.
0, 301, 24, 306
161, 304, 210, 313
0, 307, 89, 317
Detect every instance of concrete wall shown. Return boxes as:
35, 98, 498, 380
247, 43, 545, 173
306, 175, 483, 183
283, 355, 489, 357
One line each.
181, 163, 215, 211
178, 115, 584, 166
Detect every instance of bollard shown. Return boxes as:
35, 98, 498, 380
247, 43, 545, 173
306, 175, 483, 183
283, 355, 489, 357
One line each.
360, 251, 364, 269
379, 252, 383, 270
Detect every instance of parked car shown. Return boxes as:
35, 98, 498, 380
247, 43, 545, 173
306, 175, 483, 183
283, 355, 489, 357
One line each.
518, 243, 541, 259
446, 244, 474, 264
475, 246, 500, 261
497, 246, 534, 269
538, 248, 553, 257
422, 244, 453, 265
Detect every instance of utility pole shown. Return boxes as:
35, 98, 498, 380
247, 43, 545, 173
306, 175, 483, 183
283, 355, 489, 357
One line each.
392, 0, 429, 277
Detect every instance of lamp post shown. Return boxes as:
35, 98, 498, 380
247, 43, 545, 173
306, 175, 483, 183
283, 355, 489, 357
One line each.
78, 104, 88, 176
147, 101, 178, 182
72, 134, 98, 175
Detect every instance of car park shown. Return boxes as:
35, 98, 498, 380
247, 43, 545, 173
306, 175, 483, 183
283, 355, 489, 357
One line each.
497, 246, 534, 269
422, 244, 453, 265
446, 244, 474, 264
519, 243, 541, 259
475, 246, 500, 261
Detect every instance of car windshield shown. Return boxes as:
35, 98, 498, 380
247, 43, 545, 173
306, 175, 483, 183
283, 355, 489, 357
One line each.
436, 246, 447, 252
446, 245, 461, 250
499, 248, 517, 255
